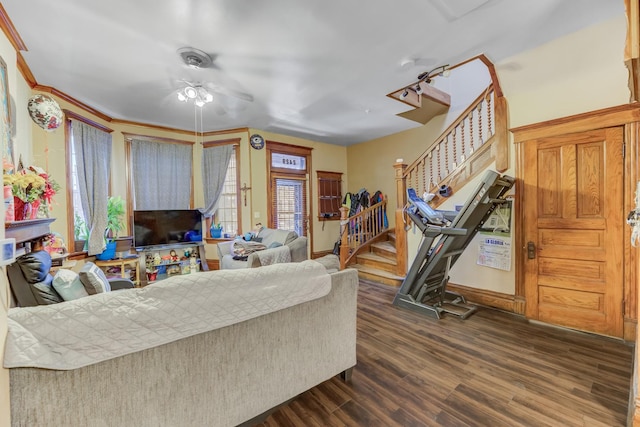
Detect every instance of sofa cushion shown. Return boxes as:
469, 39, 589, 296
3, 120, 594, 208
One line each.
16, 250, 52, 284
79, 262, 111, 295
31, 274, 64, 305
53, 269, 89, 301
314, 254, 340, 274
258, 228, 298, 247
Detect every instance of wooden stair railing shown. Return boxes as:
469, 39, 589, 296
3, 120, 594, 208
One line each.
339, 199, 388, 270
393, 83, 509, 276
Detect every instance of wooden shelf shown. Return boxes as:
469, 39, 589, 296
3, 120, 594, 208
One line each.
5, 218, 55, 244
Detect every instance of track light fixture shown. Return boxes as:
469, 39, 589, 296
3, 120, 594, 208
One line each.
396, 64, 449, 102
417, 64, 450, 83
177, 84, 214, 107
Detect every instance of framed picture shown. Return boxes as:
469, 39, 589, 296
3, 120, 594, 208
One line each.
0, 55, 13, 169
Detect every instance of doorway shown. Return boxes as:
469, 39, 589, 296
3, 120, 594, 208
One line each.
267, 142, 312, 251
522, 127, 624, 337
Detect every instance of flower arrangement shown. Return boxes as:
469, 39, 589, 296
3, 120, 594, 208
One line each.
3, 164, 60, 220
4, 166, 59, 204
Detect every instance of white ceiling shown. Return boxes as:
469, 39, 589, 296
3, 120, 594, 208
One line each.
2, 0, 624, 146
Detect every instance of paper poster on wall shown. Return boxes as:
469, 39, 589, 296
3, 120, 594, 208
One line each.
479, 200, 512, 236
477, 236, 512, 271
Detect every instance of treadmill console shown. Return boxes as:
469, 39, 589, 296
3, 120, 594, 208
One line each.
406, 188, 445, 225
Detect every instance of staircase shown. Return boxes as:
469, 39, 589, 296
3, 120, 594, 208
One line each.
340, 81, 509, 286
350, 231, 404, 286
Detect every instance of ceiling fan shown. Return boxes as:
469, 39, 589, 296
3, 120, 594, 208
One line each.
176, 47, 254, 108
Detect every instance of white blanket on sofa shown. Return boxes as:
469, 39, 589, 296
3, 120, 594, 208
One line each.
4, 260, 331, 370
256, 245, 291, 266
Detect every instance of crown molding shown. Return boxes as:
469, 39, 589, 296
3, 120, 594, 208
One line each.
63, 109, 113, 133
16, 51, 36, 87
122, 132, 193, 145
34, 84, 113, 123
203, 127, 249, 137
0, 3, 26, 52
113, 119, 199, 136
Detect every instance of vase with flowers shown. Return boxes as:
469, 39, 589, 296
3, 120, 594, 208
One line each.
3, 165, 59, 221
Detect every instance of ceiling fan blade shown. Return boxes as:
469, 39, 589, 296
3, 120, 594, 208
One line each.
206, 83, 254, 102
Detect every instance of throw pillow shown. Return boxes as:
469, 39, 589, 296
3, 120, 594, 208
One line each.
53, 269, 89, 301
16, 250, 52, 284
251, 236, 263, 243
268, 241, 283, 249
31, 275, 64, 305
78, 262, 112, 295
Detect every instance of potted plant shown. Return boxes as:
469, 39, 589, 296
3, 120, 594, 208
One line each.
210, 222, 223, 238
96, 196, 130, 260
73, 212, 89, 252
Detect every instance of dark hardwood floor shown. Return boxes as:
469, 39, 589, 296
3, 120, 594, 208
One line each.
255, 279, 634, 427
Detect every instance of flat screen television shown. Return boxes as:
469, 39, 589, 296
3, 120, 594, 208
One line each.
133, 209, 203, 249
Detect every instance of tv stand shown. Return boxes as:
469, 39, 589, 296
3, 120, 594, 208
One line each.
136, 242, 208, 286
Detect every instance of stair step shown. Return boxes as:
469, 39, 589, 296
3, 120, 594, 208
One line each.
388, 232, 396, 244
357, 252, 397, 274
371, 241, 396, 260
351, 263, 404, 287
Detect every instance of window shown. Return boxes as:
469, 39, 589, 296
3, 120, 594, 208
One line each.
273, 177, 306, 236
125, 134, 194, 210
202, 139, 241, 238
64, 110, 114, 252
213, 146, 239, 236
267, 142, 311, 237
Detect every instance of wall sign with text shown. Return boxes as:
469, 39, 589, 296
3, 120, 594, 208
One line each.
271, 153, 306, 171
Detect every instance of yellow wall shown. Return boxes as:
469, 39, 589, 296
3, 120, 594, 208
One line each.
0, 28, 26, 427
247, 129, 347, 252
27, 102, 347, 259
346, 14, 629, 295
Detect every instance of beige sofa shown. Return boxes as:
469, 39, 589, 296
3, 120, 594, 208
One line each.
217, 227, 308, 269
7, 261, 358, 427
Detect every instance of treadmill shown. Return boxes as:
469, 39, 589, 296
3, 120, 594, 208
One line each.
393, 170, 515, 319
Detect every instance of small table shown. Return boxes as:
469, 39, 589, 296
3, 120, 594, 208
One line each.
95, 255, 140, 287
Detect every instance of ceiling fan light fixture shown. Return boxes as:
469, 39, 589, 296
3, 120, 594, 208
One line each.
178, 84, 214, 107
399, 89, 409, 100
414, 84, 423, 95
184, 86, 198, 99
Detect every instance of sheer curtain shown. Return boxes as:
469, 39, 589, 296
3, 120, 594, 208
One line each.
130, 139, 193, 209
72, 120, 112, 256
201, 144, 233, 218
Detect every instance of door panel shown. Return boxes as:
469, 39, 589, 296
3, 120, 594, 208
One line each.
524, 127, 624, 337
272, 176, 307, 237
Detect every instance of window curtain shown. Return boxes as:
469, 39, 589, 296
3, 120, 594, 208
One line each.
130, 139, 193, 209
201, 144, 233, 218
72, 120, 112, 256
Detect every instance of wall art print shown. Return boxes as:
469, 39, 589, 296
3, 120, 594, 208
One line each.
0, 55, 13, 168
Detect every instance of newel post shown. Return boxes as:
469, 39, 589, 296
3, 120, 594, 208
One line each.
494, 95, 509, 172
339, 206, 349, 270
394, 160, 408, 276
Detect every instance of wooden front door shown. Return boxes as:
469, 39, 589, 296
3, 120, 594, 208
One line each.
523, 127, 624, 337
